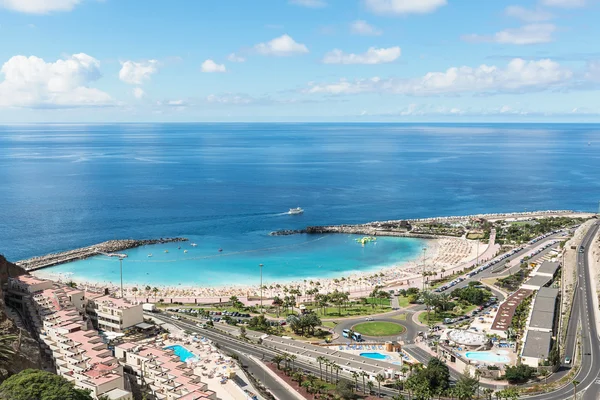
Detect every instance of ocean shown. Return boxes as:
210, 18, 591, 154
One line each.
1, 123, 598, 286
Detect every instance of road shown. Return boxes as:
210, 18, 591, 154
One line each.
152, 313, 405, 398
527, 220, 600, 400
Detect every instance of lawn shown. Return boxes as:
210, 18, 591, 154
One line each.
391, 313, 407, 321
396, 296, 410, 308
352, 321, 406, 336
418, 305, 477, 325
321, 321, 337, 329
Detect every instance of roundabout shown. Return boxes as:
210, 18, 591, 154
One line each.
352, 321, 406, 337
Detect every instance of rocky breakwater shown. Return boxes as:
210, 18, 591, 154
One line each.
270, 220, 445, 239
17, 237, 187, 271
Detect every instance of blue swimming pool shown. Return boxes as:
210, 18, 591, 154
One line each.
164, 345, 197, 362
464, 351, 509, 364
360, 352, 390, 360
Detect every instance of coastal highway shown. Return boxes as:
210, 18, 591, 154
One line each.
527, 220, 600, 400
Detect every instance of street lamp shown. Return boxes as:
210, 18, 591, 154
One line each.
259, 264, 264, 314
422, 247, 427, 292
119, 256, 125, 299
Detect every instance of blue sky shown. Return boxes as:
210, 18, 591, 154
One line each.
0, 0, 599, 122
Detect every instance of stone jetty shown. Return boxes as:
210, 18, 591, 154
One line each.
16, 238, 187, 271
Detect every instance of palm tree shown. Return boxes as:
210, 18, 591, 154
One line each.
289, 354, 297, 372
152, 286, 159, 301
367, 380, 375, 396
316, 356, 325, 381
132, 287, 138, 302
348, 329, 355, 344
483, 388, 494, 400
375, 374, 385, 398
301, 380, 313, 396
440, 268, 446, 278
332, 363, 340, 383
351, 371, 359, 393
539, 369, 549, 389
272, 355, 284, 370
0, 334, 16, 364
572, 380, 579, 399
361, 371, 369, 395
393, 379, 403, 395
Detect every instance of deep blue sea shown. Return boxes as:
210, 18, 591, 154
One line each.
1, 123, 598, 286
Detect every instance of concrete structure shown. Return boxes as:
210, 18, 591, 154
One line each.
528, 288, 559, 333
532, 261, 560, 278
521, 330, 553, 368
5, 275, 133, 400
87, 294, 144, 333
522, 275, 553, 291
490, 289, 533, 333
115, 342, 217, 400
261, 335, 403, 378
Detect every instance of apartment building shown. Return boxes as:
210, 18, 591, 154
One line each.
5, 275, 132, 400
86, 294, 144, 333
115, 342, 217, 400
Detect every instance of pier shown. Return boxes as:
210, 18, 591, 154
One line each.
16, 238, 187, 271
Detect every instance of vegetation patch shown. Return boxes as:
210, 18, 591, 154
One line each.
352, 322, 406, 336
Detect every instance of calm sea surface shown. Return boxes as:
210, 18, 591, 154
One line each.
1, 123, 598, 286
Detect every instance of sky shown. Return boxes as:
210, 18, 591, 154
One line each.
1, 0, 600, 122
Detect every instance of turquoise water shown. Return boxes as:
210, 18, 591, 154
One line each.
165, 345, 196, 362
360, 352, 390, 360
464, 351, 509, 363
34, 234, 425, 287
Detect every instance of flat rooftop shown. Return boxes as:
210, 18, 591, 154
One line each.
523, 275, 553, 289
522, 330, 552, 359
535, 261, 560, 276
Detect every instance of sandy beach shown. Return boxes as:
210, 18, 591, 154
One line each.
33, 236, 490, 305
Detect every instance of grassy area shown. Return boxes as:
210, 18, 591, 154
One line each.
396, 296, 410, 308
390, 313, 407, 321
466, 232, 485, 239
418, 304, 477, 325
321, 321, 337, 329
352, 321, 406, 336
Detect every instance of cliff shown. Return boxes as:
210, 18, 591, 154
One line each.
0, 255, 42, 381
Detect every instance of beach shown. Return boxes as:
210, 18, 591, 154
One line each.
33, 236, 489, 304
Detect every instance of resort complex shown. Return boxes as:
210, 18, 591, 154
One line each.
2, 210, 598, 400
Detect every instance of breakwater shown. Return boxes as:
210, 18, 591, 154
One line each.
270, 210, 593, 238
16, 238, 187, 271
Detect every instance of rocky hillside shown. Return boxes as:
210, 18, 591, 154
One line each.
0, 255, 42, 380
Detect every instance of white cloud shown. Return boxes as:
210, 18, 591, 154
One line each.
227, 53, 246, 63
119, 60, 158, 85
0, 0, 80, 13
463, 24, 556, 45
133, 87, 145, 99
289, 0, 327, 8
504, 6, 553, 22
255, 34, 309, 56
201, 59, 227, 73
206, 94, 256, 105
350, 20, 382, 36
364, 0, 447, 15
306, 58, 573, 95
0, 53, 112, 108
322, 47, 401, 64
540, 0, 585, 8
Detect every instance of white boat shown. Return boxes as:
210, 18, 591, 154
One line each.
148, 254, 153, 258
191, 243, 198, 247
288, 207, 304, 215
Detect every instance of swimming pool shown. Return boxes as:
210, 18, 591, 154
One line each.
360, 352, 390, 361
464, 351, 509, 363
164, 345, 197, 362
